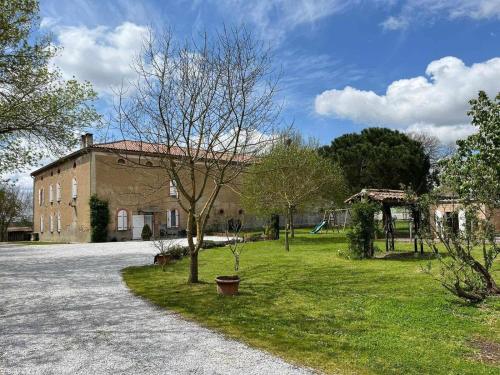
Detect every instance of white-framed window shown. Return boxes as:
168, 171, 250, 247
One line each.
72, 177, 77, 199
40, 215, 44, 233
169, 180, 178, 198
56, 183, 61, 202
57, 212, 61, 233
167, 209, 180, 228
49, 214, 54, 233
117, 209, 128, 231
49, 185, 54, 203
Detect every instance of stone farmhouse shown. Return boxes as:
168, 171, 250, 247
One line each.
31, 134, 245, 242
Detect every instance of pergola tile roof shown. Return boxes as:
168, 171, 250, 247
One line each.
344, 189, 415, 205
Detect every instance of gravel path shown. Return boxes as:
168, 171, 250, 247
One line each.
0, 240, 315, 375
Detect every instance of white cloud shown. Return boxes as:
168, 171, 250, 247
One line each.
314, 56, 500, 143
3, 171, 34, 190
211, 0, 356, 43
449, 0, 500, 19
381, 16, 409, 31
40, 16, 59, 29
405, 123, 476, 144
51, 22, 148, 95
381, 0, 500, 31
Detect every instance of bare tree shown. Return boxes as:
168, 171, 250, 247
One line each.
0, 182, 30, 241
113, 27, 279, 283
407, 132, 455, 167
407, 132, 456, 188
226, 222, 245, 273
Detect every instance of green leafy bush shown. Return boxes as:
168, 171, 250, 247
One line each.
201, 240, 226, 249
89, 195, 109, 242
168, 245, 189, 259
346, 201, 379, 259
141, 224, 152, 241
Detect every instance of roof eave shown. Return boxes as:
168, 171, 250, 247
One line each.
30, 148, 89, 177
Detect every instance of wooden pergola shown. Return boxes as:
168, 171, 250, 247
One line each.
345, 189, 424, 253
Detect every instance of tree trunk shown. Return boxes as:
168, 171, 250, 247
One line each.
186, 211, 200, 284
188, 251, 199, 283
471, 258, 500, 294
271, 214, 279, 240
284, 211, 290, 252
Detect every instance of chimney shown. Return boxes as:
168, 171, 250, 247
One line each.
81, 133, 93, 148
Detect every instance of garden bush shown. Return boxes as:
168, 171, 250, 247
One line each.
89, 195, 109, 242
167, 245, 189, 260
346, 201, 379, 259
141, 224, 152, 241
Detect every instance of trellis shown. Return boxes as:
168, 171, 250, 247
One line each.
345, 189, 424, 253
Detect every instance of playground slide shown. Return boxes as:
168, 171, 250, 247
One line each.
310, 220, 326, 234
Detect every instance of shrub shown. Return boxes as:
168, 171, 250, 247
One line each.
263, 214, 280, 240
141, 224, 152, 241
201, 240, 226, 249
346, 201, 379, 259
168, 245, 189, 260
245, 233, 263, 242
89, 195, 109, 242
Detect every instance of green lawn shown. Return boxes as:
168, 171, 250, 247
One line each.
122, 229, 500, 375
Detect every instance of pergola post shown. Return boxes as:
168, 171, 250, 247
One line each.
382, 203, 394, 252
411, 205, 425, 254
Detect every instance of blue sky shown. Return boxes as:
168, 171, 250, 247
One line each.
38, 0, 500, 145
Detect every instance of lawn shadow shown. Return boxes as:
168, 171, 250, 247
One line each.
374, 251, 446, 262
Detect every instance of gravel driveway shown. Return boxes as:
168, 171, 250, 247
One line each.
0, 240, 314, 375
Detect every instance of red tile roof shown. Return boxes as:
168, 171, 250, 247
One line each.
345, 189, 415, 205
92, 140, 186, 156
31, 139, 252, 176
92, 140, 252, 162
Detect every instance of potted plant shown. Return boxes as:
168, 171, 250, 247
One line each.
152, 236, 183, 270
215, 222, 245, 296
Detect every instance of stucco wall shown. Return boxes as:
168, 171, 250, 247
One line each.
94, 153, 246, 241
432, 201, 500, 233
33, 153, 92, 242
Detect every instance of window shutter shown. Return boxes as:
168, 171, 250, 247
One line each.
117, 211, 122, 230
175, 210, 179, 228
121, 210, 128, 230
50, 215, 54, 232
57, 213, 61, 232
117, 210, 128, 231
56, 183, 61, 202
72, 178, 77, 198
170, 180, 178, 197
167, 210, 171, 228
39, 188, 44, 205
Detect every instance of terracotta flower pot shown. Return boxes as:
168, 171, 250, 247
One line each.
154, 254, 172, 266
215, 275, 240, 296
